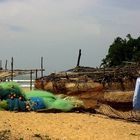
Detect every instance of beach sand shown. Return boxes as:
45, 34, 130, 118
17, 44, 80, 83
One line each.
0, 111, 140, 140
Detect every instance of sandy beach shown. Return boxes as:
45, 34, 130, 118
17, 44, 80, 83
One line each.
0, 111, 140, 140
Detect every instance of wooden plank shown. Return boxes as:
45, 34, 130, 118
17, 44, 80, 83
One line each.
14, 69, 45, 72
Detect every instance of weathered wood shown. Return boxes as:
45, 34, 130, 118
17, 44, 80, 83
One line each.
0, 60, 2, 70
41, 57, 44, 77
5, 60, 8, 70
30, 70, 33, 90
35, 69, 38, 79
76, 49, 81, 67
0, 68, 45, 81
11, 57, 14, 81
0, 71, 15, 80
14, 69, 45, 72
34, 66, 140, 109
35, 65, 140, 94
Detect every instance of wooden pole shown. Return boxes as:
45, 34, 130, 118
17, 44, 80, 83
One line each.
11, 57, 14, 81
5, 60, 8, 70
76, 49, 81, 67
30, 70, 33, 90
41, 57, 44, 77
35, 69, 38, 79
0, 60, 2, 70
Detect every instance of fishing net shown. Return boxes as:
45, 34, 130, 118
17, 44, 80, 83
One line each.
25, 90, 74, 111
0, 100, 8, 110
0, 82, 77, 112
58, 95, 84, 108
0, 82, 26, 100
42, 97, 56, 109
28, 97, 46, 111
48, 99, 74, 111
95, 104, 140, 122
25, 90, 56, 100
7, 98, 26, 111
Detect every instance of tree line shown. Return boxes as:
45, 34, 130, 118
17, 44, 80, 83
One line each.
101, 34, 140, 67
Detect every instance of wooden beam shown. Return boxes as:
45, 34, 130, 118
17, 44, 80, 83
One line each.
14, 69, 45, 72
77, 49, 81, 67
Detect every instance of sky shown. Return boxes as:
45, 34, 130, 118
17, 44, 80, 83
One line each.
0, 0, 140, 75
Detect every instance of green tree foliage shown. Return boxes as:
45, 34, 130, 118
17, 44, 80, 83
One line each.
102, 34, 140, 67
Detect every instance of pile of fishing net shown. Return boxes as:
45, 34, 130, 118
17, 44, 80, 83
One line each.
0, 100, 8, 111
25, 90, 74, 111
0, 82, 26, 111
0, 82, 83, 112
0, 82, 25, 100
95, 103, 140, 122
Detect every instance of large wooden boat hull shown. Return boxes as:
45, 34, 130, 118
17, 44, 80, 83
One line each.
35, 66, 137, 110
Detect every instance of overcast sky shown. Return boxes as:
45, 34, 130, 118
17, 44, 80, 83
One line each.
0, 0, 140, 74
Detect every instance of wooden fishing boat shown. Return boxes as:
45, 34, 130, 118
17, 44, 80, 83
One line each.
34, 66, 139, 110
